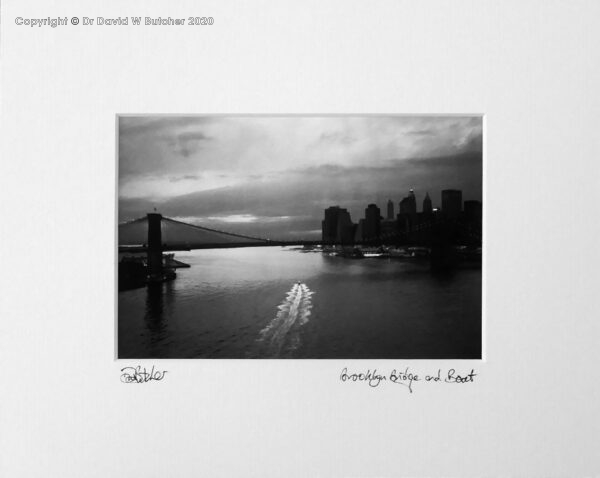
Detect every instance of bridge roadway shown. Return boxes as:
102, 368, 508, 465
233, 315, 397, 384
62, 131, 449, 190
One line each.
119, 240, 350, 253
118, 213, 480, 259
118, 214, 481, 288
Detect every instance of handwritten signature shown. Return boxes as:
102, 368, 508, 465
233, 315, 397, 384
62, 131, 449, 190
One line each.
120, 365, 168, 384
340, 367, 477, 393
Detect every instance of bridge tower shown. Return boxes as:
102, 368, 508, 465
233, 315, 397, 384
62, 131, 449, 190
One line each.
147, 213, 163, 281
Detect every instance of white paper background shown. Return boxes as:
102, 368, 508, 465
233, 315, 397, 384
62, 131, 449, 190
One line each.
2, 1, 599, 477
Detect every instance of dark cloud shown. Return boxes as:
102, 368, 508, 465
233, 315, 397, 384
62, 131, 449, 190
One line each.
294, 164, 346, 175
164, 131, 212, 158
165, 131, 211, 158
118, 116, 483, 239
119, 117, 217, 180
177, 131, 212, 142
119, 115, 483, 190
119, 151, 482, 238
463, 129, 483, 153
168, 174, 202, 183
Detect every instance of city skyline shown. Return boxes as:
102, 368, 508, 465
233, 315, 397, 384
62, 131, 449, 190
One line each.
321, 188, 481, 245
119, 116, 482, 240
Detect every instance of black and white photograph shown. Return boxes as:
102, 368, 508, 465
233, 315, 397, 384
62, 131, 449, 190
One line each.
118, 115, 483, 359
5, 1, 600, 476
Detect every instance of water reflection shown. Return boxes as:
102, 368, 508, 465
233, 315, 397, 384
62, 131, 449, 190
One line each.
144, 283, 164, 331
119, 247, 482, 359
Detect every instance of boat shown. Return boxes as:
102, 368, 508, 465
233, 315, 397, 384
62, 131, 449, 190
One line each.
363, 252, 386, 258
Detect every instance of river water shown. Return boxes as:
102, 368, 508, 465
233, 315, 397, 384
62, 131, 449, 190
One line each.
118, 247, 481, 359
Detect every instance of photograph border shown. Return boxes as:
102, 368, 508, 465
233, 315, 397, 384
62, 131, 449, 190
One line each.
114, 113, 486, 361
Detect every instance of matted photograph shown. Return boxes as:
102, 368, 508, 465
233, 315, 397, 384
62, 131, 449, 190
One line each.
118, 115, 483, 359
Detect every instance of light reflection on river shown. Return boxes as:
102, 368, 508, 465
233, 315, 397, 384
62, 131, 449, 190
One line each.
118, 247, 481, 359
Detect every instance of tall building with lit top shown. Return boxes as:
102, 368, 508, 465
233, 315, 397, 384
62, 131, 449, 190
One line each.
399, 189, 417, 215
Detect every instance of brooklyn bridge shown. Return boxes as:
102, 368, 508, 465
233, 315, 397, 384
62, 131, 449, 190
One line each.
118, 211, 481, 289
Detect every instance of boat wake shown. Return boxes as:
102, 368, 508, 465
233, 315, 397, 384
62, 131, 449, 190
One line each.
257, 282, 313, 357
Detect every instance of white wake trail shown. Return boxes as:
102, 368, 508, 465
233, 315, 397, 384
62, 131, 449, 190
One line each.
258, 282, 313, 357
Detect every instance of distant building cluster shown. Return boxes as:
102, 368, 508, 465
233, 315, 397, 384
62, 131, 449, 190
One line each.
322, 189, 482, 245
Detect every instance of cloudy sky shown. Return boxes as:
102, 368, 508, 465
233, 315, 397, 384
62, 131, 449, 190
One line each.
119, 116, 482, 240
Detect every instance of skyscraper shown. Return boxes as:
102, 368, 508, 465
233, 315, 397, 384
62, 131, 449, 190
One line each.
464, 200, 482, 222
322, 206, 343, 242
322, 206, 354, 243
423, 192, 433, 214
363, 204, 381, 242
441, 189, 462, 218
354, 219, 365, 243
387, 199, 394, 220
399, 189, 417, 215
336, 208, 355, 244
